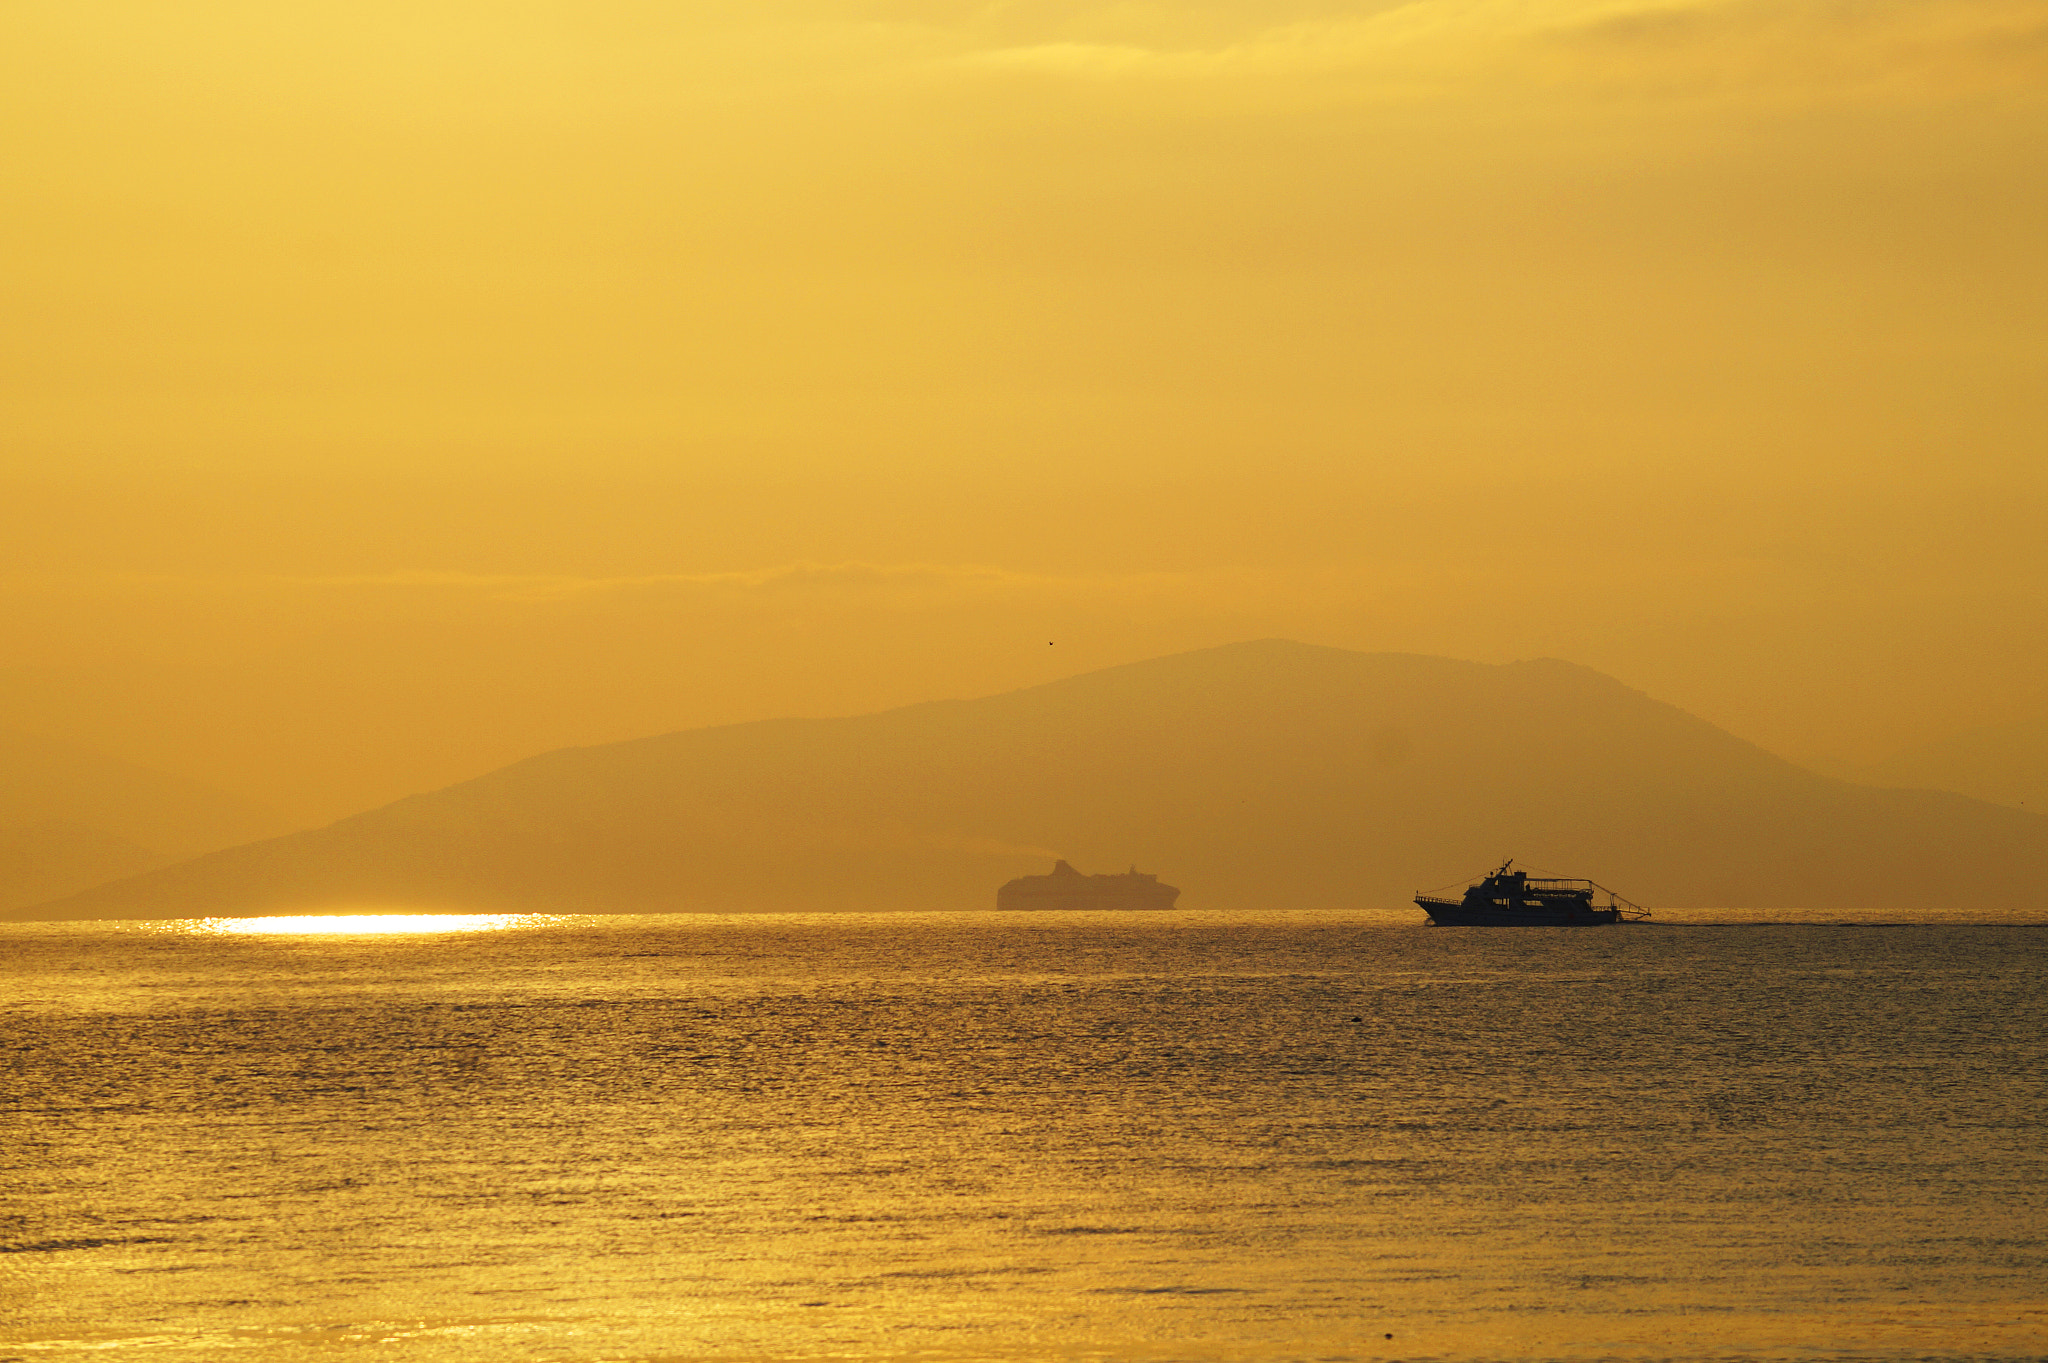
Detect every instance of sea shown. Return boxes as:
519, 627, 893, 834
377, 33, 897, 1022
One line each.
4, 908, 2045, 1363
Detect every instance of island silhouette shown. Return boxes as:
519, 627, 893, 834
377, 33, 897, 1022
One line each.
0, 728, 290, 911
13, 640, 2046, 919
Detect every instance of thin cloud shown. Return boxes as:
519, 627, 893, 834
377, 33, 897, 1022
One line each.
0, 563, 1200, 605
6, 546, 2033, 605
302, 563, 1104, 603
944, 0, 2048, 101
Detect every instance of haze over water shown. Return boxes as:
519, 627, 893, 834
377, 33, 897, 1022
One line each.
8, 909, 2045, 1361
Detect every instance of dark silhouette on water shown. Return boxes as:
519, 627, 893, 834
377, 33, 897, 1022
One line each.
996, 860, 1179, 911
1417, 860, 1651, 926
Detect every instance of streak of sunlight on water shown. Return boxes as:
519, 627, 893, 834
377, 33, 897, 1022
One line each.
191, 913, 570, 936
3, 909, 2044, 1362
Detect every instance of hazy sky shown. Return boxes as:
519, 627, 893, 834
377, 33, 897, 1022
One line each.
4, 0, 2045, 822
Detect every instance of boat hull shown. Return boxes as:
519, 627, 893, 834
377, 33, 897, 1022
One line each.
1417, 898, 1622, 926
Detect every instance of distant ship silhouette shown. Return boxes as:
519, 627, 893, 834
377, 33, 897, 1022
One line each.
996, 860, 1180, 911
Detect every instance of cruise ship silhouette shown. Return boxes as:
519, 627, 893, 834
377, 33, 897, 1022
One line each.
996, 860, 1180, 911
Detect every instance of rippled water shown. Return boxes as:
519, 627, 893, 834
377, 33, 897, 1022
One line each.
5, 910, 2046, 1361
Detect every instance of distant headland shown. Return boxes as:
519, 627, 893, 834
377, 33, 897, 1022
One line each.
12, 640, 2047, 920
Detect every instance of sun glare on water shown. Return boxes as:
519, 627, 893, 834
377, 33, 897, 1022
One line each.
198, 914, 545, 936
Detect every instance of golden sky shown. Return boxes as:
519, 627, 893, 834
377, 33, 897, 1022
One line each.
4, 1, 2045, 823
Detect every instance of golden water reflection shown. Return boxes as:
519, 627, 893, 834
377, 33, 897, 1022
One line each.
195, 913, 554, 936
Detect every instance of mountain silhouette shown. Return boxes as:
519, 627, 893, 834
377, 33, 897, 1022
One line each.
0, 729, 292, 910
18, 641, 2047, 919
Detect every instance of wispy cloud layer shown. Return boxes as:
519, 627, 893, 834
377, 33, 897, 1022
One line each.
304, 563, 1074, 602
8, 545, 2034, 611
950, 0, 2048, 100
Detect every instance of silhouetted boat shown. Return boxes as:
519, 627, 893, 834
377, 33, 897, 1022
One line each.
1416, 860, 1650, 926
997, 860, 1180, 911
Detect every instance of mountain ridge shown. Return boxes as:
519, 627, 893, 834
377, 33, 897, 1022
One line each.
19, 640, 2046, 919
0, 728, 293, 910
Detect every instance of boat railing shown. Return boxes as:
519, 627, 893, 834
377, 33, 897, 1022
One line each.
1521, 877, 1654, 920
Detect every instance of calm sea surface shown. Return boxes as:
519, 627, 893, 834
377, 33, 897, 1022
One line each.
4, 909, 2046, 1362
